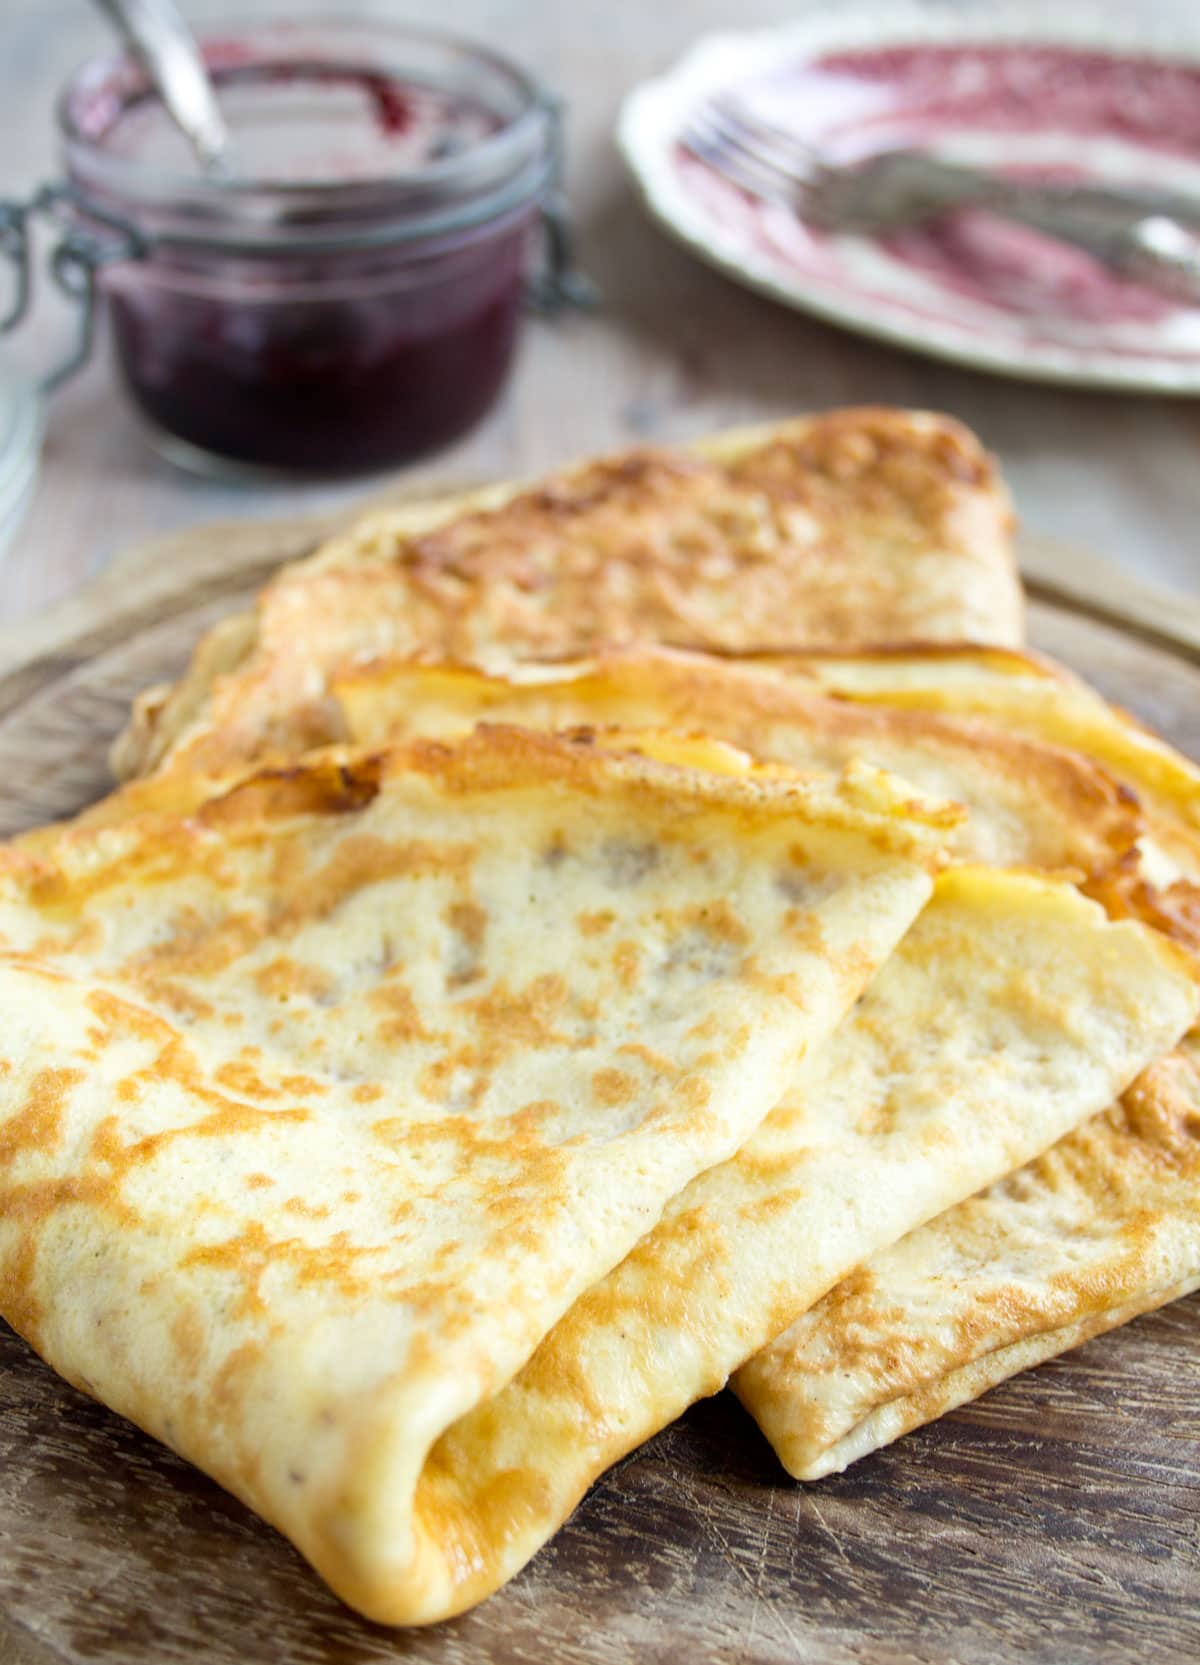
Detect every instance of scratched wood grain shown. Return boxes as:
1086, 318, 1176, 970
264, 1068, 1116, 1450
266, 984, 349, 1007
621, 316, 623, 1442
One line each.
0, 521, 1198, 1665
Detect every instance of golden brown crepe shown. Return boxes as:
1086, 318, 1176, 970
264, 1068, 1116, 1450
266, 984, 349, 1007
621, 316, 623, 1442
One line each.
82, 648, 1139, 881
325, 649, 1200, 1492
0, 725, 954, 1625
735, 1034, 1200, 1480
772, 644, 1200, 884
31, 394, 1200, 1606
94, 645, 1200, 1515
110, 408, 1020, 783
404, 866, 1196, 1617
733, 648, 1200, 1477
329, 650, 1140, 875
11, 683, 1198, 1624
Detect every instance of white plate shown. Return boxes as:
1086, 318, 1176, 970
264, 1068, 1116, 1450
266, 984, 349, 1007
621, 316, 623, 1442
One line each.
618, 3, 1200, 393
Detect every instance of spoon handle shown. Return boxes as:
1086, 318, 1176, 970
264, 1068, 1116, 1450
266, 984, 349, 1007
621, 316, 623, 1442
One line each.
91, 0, 231, 172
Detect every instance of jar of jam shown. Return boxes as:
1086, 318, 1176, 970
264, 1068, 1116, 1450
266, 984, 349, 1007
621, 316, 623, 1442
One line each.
3, 19, 588, 474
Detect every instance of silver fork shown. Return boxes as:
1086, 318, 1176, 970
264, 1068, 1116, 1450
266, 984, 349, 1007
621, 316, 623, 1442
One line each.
681, 94, 1200, 306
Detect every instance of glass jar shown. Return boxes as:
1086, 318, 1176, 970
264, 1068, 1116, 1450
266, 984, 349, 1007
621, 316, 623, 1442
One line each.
7, 18, 587, 474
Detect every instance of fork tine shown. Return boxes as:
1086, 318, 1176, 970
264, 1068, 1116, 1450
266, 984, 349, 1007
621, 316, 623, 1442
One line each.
703, 96, 831, 188
679, 110, 808, 208
709, 93, 823, 170
682, 100, 817, 204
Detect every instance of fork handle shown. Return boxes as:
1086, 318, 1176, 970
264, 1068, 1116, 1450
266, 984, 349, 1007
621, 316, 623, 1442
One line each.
981, 194, 1200, 305
920, 161, 1200, 233
841, 147, 1200, 300
1118, 217, 1200, 306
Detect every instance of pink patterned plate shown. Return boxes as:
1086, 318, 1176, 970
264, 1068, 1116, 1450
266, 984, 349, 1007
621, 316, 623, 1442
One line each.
618, 4, 1200, 392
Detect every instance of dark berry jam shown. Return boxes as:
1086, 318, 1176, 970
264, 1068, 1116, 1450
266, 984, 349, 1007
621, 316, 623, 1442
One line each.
60, 24, 555, 472
106, 229, 528, 472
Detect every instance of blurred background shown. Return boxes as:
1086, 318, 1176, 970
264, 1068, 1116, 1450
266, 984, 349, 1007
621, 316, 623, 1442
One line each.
2, 0, 1198, 621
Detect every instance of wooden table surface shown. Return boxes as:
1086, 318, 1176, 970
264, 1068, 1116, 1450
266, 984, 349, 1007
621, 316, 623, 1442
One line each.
4, 0, 1200, 625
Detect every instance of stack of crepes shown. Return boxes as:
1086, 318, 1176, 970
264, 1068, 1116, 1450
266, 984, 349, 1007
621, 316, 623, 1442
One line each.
2, 408, 1199, 1625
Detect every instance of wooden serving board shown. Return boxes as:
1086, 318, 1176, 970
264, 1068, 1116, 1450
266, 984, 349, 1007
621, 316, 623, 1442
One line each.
0, 514, 1198, 1665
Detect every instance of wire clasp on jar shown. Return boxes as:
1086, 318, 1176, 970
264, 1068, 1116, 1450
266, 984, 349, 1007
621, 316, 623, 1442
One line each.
0, 184, 147, 393
527, 92, 599, 316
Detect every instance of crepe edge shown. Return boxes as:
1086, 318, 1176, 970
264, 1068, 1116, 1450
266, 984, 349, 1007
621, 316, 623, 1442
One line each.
108, 407, 1020, 783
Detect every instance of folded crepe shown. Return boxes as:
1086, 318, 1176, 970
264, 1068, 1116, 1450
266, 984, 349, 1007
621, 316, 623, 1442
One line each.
774, 643, 1200, 883
7, 688, 1195, 1623
0, 725, 954, 1625
734, 647, 1200, 1477
329, 650, 1139, 876
79, 648, 1139, 880
319, 648, 1200, 1490
404, 867, 1195, 1619
735, 1033, 1200, 1480
71, 649, 1200, 1566
110, 407, 1020, 783
328, 650, 1200, 1483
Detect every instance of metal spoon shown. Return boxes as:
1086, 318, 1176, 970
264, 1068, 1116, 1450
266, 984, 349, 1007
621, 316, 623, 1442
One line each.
91, 0, 232, 174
